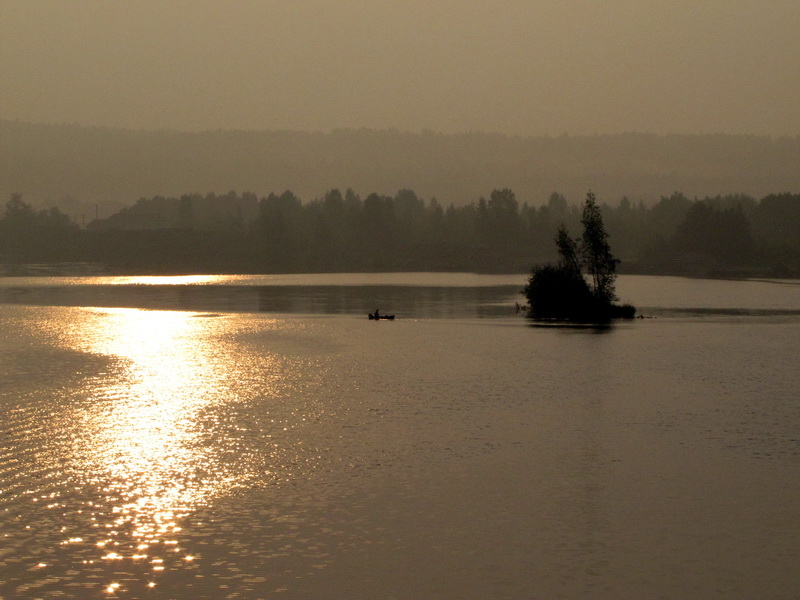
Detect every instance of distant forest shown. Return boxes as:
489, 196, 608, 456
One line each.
3, 120, 800, 214
1, 188, 798, 277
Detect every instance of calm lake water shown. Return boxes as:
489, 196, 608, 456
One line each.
1, 274, 799, 599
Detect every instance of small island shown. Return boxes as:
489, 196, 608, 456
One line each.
522, 191, 636, 322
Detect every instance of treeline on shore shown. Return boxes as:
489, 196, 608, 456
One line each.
1, 188, 798, 277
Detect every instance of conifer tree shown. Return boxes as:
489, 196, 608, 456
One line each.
580, 191, 618, 303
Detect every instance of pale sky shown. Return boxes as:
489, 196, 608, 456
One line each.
2, 0, 799, 136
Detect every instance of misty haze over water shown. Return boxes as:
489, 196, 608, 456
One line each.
3, 1, 800, 597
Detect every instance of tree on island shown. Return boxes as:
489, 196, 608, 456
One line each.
522, 191, 635, 321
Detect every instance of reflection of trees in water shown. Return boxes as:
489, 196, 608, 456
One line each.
0, 283, 522, 317
256, 285, 521, 318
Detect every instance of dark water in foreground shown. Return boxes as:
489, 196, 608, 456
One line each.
1, 274, 799, 599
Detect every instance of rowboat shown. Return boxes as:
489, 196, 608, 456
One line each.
368, 313, 395, 320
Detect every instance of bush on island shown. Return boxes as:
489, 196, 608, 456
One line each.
523, 191, 636, 322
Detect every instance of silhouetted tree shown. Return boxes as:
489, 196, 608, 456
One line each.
667, 201, 755, 269
3, 192, 35, 226
555, 225, 582, 277
547, 192, 568, 221
751, 193, 800, 250
522, 264, 595, 320
523, 191, 631, 321
581, 191, 618, 303
0, 193, 80, 264
4, 181, 797, 277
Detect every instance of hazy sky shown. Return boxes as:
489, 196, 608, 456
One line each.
2, 1, 799, 136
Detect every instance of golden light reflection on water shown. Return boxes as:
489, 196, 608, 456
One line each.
2, 304, 328, 597
66, 307, 260, 584
107, 274, 226, 286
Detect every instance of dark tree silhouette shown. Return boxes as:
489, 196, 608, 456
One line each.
523, 191, 633, 321
555, 224, 581, 279
672, 202, 754, 265
581, 191, 618, 303
2, 185, 798, 277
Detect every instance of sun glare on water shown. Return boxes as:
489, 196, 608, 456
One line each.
58, 307, 264, 586
107, 275, 226, 286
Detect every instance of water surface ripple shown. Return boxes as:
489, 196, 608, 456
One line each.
1, 275, 799, 599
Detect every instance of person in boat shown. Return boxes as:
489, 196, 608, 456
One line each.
374, 308, 380, 319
